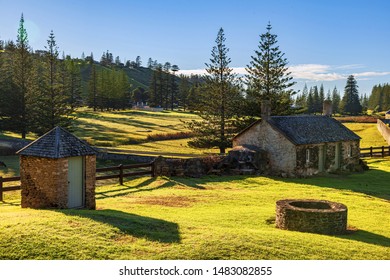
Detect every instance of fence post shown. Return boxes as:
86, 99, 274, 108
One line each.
0, 176, 3, 201
382, 146, 385, 157
370, 147, 373, 157
150, 161, 155, 177
119, 164, 124, 185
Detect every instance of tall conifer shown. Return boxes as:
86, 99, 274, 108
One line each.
246, 22, 296, 116
186, 28, 242, 154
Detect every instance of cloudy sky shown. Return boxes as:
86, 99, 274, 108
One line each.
1, 0, 389, 95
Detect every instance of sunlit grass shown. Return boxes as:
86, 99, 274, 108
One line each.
0, 158, 389, 260
343, 123, 387, 148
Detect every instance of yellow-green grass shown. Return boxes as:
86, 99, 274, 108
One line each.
116, 138, 218, 156
71, 108, 222, 155
343, 123, 387, 148
72, 108, 196, 145
0, 158, 389, 260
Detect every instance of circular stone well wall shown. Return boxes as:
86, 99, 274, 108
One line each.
275, 199, 347, 235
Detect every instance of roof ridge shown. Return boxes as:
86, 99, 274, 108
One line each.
16, 126, 97, 158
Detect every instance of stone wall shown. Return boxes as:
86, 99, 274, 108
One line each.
377, 119, 390, 145
20, 156, 68, 208
152, 156, 222, 177
84, 155, 96, 209
295, 140, 360, 176
233, 120, 296, 175
341, 140, 361, 171
276, 199, 348, 235
20, 155, 96, 209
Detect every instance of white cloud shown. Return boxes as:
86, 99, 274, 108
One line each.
177, 69, 207, 76
353, 71, 390, 78
178, 64, 390, 82
289, 64, 345, 81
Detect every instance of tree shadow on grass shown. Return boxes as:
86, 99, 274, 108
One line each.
274, 168, 390, 201
58, 209, 180, 243
267, 217, 390, 247
338, 229, 390, 247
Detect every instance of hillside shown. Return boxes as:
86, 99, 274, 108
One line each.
80, 63, 154, 91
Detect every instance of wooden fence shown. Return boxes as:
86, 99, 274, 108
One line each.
360, 146, 390, 158
95, 162, 154, 185
0, 162, 154, 201
0, 176, 21, 201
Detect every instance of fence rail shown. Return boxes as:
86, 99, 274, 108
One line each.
0, 162, 154, 201
0, 176, 21, 201
360, 146, 390, 158
96, 162, 154, 185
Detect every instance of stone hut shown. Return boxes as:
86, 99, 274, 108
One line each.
233, 102, 361, 177
17, 126, 97, 209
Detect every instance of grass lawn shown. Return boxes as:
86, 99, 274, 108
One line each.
343, 123, 388, 148
0, 158, 389, 260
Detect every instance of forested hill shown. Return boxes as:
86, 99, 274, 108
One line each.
79, 63, 154, 91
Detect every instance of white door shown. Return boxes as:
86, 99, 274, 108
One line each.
68, 156, 84, 208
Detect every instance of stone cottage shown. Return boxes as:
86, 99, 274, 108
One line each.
232, 102, 361, 176
17, 126, 97, 209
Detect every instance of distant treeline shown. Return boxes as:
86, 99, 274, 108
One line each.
367, 84, 390, 112
294, 75, 364, 115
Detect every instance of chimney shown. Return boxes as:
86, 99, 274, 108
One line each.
323, 100, 333, 117
261, 100, 271, 121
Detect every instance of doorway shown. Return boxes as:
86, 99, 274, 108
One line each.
67, 156, 85, 208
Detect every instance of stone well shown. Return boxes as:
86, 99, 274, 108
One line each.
275, 199, 347, 234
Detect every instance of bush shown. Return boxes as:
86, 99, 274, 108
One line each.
146, 131, 194, 142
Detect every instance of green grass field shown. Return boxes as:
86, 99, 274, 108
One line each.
343, 123, 388, 148
0, 158, 389, 260
0, 110, 389, 259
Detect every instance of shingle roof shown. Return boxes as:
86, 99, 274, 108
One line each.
17, 126, 97, 158
234, 115, 361, 145
268, 115, 361, 145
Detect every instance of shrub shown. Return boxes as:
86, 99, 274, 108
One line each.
146, 131, 194, 142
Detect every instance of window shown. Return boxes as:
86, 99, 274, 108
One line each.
306, 149, 310, 163
347, 145, 352, 157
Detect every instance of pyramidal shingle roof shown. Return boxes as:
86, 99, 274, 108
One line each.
17, 126, 97, 158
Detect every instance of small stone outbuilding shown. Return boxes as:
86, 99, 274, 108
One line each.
17, 126, 97, 209
233, 102, 361, 177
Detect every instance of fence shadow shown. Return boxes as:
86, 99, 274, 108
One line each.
96, 177, 175, 199
59, 209, 180, 243
96, 176, 206, 200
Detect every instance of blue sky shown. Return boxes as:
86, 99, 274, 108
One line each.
1, 0, 390, 95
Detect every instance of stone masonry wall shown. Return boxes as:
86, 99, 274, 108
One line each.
377, 119, 390, 145
84, 155, 96, 209
276, 199, 348, 235
233, 121, 296, 175
20, 155, 96, 209
153, 156, 222, 177
341, 140, 361, 171
20, 156, 68, 208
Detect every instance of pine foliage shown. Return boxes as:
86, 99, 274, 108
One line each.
186, 28, 243, 154
340, 75, 362, 115
246, 22, 296, 116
